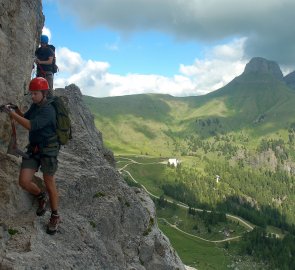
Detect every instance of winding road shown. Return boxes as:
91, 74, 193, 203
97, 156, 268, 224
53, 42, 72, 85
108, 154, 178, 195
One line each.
117, 156, 254, 243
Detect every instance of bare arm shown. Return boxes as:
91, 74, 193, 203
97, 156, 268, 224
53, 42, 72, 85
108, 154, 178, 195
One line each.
9, 111, 31, 130
36, 56, 53, 65
14, 108, 24, 117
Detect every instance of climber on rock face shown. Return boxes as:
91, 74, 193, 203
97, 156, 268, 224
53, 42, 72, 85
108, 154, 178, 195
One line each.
34, 34, 54, 97
2, 77, 60, 235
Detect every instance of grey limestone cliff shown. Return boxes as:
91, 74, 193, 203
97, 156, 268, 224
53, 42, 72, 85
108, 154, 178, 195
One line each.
0, 1, 185, 269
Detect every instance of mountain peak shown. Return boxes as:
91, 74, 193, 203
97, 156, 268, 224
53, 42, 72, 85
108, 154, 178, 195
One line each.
243, 57, 283, 80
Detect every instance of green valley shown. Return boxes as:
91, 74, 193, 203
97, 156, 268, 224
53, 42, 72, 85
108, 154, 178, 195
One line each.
84, 58, 295, 269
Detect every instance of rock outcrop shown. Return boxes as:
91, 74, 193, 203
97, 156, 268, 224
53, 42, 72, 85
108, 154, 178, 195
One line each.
243, 57, 284, 80
0, 0, 44, 152
0, 1, 185, 269
284, 71, 295, 90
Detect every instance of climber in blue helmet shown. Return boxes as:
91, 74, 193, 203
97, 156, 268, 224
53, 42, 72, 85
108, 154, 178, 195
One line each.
34, 34, 54, 96
40, 34, 49, 44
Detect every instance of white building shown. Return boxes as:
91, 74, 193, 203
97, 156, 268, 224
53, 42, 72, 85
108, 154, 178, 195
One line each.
168, 158, 180, 167
216, 175, 220, 183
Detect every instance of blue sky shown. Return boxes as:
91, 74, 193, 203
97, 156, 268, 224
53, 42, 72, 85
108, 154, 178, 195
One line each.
42, 0, 295, 97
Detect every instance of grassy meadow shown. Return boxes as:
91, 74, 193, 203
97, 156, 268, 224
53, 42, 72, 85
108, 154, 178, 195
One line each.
159, 221, 230, 270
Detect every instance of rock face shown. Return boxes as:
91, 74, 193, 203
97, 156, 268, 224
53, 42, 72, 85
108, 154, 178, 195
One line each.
0, 1, 185, 269
0, 0, 44, 152
243, 57, 283, 80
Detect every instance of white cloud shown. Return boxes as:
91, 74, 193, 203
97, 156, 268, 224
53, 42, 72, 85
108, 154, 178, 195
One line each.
54, 37, 247, 97
42, 27, 52, 42
105, 73, 196, 97
54, 54, 110, 96
56, 47, 84, 74
180, 38, 247, 94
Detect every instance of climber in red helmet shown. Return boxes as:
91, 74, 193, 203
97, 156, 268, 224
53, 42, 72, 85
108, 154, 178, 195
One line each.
2, 77, 60, 235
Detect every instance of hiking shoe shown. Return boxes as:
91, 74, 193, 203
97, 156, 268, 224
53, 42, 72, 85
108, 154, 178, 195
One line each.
36, 192, 47, 216
46, 213, 60, 235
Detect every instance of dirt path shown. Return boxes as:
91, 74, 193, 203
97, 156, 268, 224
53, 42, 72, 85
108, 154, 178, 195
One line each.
117, 156, 254, 243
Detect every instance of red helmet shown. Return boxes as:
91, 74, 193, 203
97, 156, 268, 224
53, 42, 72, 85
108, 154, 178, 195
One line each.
29, 77, 49, 91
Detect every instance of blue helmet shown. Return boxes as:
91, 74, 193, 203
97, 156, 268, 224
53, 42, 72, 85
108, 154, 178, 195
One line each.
40, 35, 49, 44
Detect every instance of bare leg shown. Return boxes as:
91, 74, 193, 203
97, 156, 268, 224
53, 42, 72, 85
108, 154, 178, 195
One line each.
43, 174, 58, 211
19, 168, 41, 196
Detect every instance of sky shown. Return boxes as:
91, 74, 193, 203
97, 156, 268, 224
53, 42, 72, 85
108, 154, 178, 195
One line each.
42, 0, 295, 98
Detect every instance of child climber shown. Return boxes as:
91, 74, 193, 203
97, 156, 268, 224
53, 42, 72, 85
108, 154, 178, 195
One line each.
3, 77, 60, 234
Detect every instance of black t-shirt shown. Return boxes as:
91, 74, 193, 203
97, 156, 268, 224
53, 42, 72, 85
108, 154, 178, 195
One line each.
35, 46, 54, 72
